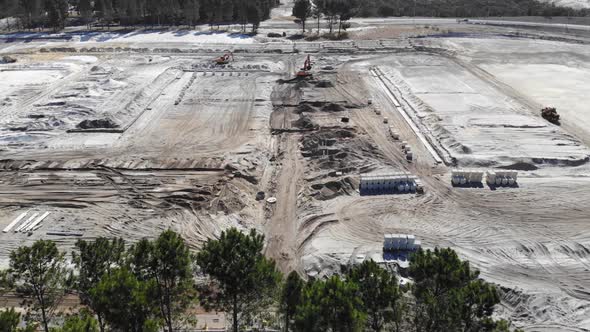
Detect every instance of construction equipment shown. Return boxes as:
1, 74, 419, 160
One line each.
541, 107, 560, 124
296, 55, 313, 78
214, 51, 233, 65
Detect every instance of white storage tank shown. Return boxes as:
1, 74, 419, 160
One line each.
495, 177, 502, 185
468, 171, 484, 183
398, 235, 407, 250
486, 171, 496, 184
507, 176, 515, 185
384, 234, 393, 249
391, 234, 401, 250
406, 235, 415, 250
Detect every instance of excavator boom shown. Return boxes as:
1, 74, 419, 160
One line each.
296, 55, 312, 78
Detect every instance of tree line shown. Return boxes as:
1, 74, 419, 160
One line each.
0, 0, 279, 31
354, 0, 589, 18
0, 228, 522, 332
292, 0, 360, 36
291, 0, 588, 37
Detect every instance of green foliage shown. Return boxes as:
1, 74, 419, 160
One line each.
2, 231, 523, 332
132, 230, 194, 332
0, 270, 14, 295
0, 308, 20, 332
74, 231, 194, 332
196, 228, 282, 332
72, 237, 125, 332
9, 240, 67, 332
90, 267, 160, 332
347, 260, 404, 331
0, 308, 36, 332
409, 248, 501, 332
294, 276, 366, 332
51, 309, 99, 332
280, 271, 304, 331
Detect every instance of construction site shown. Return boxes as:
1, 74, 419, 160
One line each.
2, 1, 590, 329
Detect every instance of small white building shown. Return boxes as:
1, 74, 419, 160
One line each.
486, 170, 518, 186
384, 234, 421, 251
451, 169, 484, 185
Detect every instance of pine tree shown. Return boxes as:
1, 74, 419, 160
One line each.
280, 271, 304, 332
184, 0, 200, 27
78, 0, 92, 27
196, 228, 282, 332
10, 240, 68, 332
292, 0, 311, 34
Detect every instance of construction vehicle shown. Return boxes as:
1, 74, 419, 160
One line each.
214, 51, 233, 65
296, 55, 313, 78
541, 107, 560, 124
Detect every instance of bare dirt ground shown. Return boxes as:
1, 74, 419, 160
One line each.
1, 17, 590, 331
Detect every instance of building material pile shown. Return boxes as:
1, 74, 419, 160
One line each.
541, 107, 560, 124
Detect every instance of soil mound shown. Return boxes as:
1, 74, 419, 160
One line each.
311, 177, 355, 200
292, 115, 317, 130
315, 80, 334, 88
77, 118, 119, 129
295, 103, 317, 114
321, 103, 346, 112
0, 55, 16, 64
498, 162, 538, 171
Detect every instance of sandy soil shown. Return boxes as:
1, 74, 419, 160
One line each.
1, 20, 590, 331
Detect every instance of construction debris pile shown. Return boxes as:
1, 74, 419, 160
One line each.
541, 107, 560, 124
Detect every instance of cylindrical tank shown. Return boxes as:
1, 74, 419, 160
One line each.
460, 177, 467, 185
452, 176, 459, 185
410, 182, 416, 192
404, 183, 410, 192
501, 177, 508, 185
495, 177, 502, 185
507, 177, 515, 185
397, 184, 405, 192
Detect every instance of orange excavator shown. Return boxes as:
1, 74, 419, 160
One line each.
214, 51, 233, 65
296, 55, 312, 78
